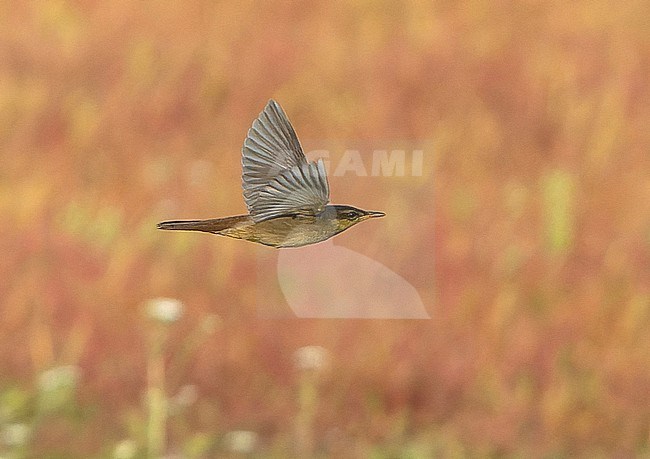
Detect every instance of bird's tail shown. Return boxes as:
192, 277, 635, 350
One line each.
157, 215, 249, 234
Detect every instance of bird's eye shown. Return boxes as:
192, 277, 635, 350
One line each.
345, 211, 358, 219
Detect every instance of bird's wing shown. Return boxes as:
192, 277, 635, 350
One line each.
242, 100, 330, 222
251, 158, 330, 221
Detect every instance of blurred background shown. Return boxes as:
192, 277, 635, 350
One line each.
1, 0, 649, 457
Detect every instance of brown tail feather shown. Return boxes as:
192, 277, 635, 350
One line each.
157, 215, 250, 233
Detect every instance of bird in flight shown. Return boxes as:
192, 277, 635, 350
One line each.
157, 100, 384, 248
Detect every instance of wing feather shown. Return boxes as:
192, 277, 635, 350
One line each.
250, 159, 329, 221
241, 100, 330, 222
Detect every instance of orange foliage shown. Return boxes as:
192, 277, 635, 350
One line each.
1, 1, 649, 456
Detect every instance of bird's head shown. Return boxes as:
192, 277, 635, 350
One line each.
331, 205, 385, 231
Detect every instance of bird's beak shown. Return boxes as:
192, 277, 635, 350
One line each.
365, 210, 386, 219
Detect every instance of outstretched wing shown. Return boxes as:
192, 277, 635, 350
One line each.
242, 100, 329, 222
251, 158, 329, 221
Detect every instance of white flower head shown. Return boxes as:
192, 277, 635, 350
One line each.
113, 439, 138, 459
293, 345, 330, 371
1, 423, 30, 447
38, 365, 81, 393
223, 430, 258, 454
146, 298, 184, 323
172, 384, 199, 408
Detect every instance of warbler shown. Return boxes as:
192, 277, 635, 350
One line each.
157, 100, 384, 248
